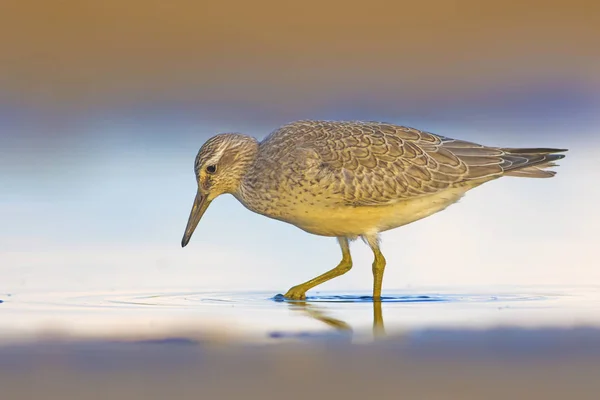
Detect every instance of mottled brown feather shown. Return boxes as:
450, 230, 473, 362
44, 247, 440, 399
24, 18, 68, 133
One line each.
253, 120, 566, 207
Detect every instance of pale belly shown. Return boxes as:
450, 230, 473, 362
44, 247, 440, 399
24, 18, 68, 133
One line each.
271, 187, 469, 237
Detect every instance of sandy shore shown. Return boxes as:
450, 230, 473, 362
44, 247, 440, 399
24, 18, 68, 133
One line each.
3, 326, 600, 400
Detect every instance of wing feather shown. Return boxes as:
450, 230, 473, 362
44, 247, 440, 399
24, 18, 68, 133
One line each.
262, 120, 566, 207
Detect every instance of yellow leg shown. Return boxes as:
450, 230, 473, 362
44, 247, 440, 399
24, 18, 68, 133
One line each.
284, 237, 352, 300
364, 234, 386, 301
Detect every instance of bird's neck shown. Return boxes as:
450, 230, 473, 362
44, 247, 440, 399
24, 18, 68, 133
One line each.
233, 143, 275, 216
231, 137, 260, 198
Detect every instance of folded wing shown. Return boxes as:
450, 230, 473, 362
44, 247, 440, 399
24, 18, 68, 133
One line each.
295, 121, 566, 206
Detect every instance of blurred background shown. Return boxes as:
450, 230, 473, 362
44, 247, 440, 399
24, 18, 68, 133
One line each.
1, 0, 599, 299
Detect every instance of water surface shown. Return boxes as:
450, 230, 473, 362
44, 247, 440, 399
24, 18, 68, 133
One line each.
2, 286, 598, 343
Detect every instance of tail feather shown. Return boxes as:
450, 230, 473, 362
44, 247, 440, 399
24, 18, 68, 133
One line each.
505, 165, 557, 178
501, 147, 568, 154
501, 148, 567, 178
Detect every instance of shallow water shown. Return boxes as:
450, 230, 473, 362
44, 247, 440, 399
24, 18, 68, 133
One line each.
1, 285, 599, 343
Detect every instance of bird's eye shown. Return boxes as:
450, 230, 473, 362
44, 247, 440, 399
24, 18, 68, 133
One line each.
205, 165, 217, 174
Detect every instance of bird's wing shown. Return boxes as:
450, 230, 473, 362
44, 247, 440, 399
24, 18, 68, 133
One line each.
288, 121, 525, 206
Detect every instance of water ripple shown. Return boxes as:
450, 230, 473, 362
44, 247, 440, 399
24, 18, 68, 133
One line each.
33, 291, 549, 309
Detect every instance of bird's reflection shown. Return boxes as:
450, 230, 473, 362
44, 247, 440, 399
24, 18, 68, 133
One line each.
372, 300, 385, 338
286, 300, 386, 338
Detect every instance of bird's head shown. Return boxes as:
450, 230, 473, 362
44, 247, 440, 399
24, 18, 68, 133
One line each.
181, 133, 258, 247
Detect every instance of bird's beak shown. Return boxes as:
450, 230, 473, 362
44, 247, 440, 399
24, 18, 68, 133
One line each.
181, 190, 212, 247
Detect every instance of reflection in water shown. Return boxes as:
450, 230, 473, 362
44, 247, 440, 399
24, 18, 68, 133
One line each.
272, 292, 468, 339
271, 291, 553, 340
373, 301, 385, 338
287, 301, 352, 332
285, 300, 386, 338
6, 289, 584, 344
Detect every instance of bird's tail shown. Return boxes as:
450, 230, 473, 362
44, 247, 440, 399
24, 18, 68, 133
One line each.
500, 148, 567, 178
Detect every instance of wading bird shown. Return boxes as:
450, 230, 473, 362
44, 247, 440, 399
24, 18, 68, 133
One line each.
181, 120, 566, 300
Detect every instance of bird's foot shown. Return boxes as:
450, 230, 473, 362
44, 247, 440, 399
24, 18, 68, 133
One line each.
283, 286, 307, 300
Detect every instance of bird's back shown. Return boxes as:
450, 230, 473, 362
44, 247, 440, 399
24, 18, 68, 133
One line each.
236, 120, 566, 236
255, 120, 566, 205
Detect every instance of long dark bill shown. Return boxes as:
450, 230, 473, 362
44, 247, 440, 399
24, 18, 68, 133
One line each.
181, 190, 212, 247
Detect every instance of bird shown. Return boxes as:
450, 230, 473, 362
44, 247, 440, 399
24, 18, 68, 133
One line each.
181, 120, 567, 300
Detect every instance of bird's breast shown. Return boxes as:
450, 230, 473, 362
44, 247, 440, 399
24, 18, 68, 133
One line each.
235, 182, 467, 237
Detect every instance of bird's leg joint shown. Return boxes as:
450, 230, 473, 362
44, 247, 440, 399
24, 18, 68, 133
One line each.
371, 253, 386, 274
337, 257, 353, 273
